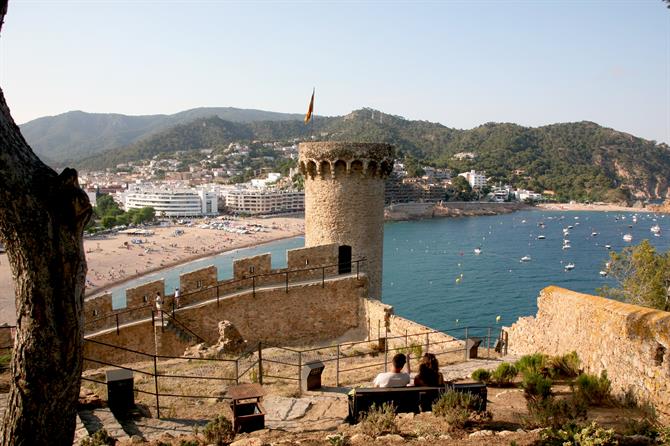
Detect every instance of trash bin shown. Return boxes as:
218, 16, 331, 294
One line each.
301, 360, 325, 391
106, 369, 134, 415
228, 384, 265, 433
465, 338, 482, 359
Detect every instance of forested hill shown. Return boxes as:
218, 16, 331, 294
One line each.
19, 107, 303, 163
74, 108, 670, 201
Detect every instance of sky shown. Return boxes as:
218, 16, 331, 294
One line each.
0, 0, 669, 143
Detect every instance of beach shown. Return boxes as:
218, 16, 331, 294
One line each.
0, 216, 304, 325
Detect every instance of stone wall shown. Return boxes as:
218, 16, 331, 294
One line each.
233, 254, 272, 280
126, 280, 164, 309
286, 244, 339, 280
84, 293, 113, 329
506, 286, 670, 416
179, 266, 218, 307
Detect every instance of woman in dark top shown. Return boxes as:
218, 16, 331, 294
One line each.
414, 353, 445, 387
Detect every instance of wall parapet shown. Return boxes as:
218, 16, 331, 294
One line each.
505, 286, 670, 417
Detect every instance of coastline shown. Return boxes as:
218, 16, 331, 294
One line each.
384, 201, 528, 221
537, 202, 656, 213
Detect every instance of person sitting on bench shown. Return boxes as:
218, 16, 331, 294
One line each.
413, 353, 444, 387
373, 353, 410, 388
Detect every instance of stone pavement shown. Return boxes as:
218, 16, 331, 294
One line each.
79, 408, 129, 441
440, 356, 518, 382
263, 392, 348, 432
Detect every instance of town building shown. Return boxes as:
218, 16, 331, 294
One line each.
458, 170, 487, 188
223, 188, 304, 215
123, 187, 218, 217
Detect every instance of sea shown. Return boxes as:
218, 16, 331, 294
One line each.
104, 209, 669, 334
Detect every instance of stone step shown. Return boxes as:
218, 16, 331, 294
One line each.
78, 408, 129, 441
73, 414, 89, 445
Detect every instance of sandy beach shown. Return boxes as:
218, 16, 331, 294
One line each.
0, 216, 304, 326
537, 202, 655, 213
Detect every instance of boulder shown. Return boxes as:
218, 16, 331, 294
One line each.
215, 320, 247, 355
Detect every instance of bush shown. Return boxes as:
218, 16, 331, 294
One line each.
203, 415, 235, 446
521, 371, 553, 404
515, 353, 548, 377
490, 362, 518, 386
525, 397, 587, 429
471, 368, 491, 384
539, 421, 617, 446
80, 429, 114, 446
359, 402, 399, 437
548, 351, 581, 379
573, 371, 611, 406
432, 390, 483, 429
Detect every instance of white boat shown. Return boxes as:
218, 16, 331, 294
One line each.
563, 239, 571, 245
623, 234, 633, 242
537, 235, 546, 240
605, 244, 612, 249
651, 225, 661, 234
474, 247, 482, 255
568, 225, 574, 230
520, 255, 532, 262
562, 244, 571, 250
633, 216, 638, 223
591, 232, 599, 237
599, 270, 608, 277
563, 228, 570, 235
564, 263, 575, 271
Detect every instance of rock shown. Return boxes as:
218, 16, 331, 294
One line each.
438, 434, 452, 440
230, 438, 265, 446
497, 430, 515, 437
350, 433, 374, 444
216, 320, 248, 355
78, 388, 103, 409
469, 430, 494, 438
130, 434, 145, 443
376, 434, 404, 442
183, 342, 208, 358
396, 412, 414, 420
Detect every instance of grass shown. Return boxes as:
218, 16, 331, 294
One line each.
573, 371, 611, 406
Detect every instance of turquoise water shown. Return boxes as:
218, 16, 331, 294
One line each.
105, 210, 670, 332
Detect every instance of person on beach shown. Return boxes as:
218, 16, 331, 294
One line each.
373, 353, 410, 388
413, 353, 444, 387
174, 287, 180, 310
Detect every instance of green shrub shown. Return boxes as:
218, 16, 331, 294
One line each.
515, 353, 548, 377
521, 371, 553, 403
203, 415, 235, 446
399, 342, 423, 359
524, 397, 587, 429
490, 362, 518, 386
326, 433, 350, 446
471, 368, 491, 384
573, 371, 611, 406
432, 390, 483, 429
539, 421, 617, 446
80, 429, 114, 446
359, 402, 399, 437
548, 351, 581, 379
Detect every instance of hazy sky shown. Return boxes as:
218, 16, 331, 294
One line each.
1, 0, 668, 143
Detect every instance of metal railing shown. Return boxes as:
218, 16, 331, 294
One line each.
84, 258, 367, 334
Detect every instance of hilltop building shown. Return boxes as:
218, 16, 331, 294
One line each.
458, 170, 487, 188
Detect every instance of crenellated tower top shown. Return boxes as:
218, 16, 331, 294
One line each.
298, 142, 395, 180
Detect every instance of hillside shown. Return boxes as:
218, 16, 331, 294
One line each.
73, 108, 670, 202
19, 107, 303, 163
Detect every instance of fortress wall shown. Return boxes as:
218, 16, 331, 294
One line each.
363, 298, 457, 351
179, 266, 218, 307
126, 280, 164, 309
506, 286, 670, 416
233, 254, 272, 280
174, 275, 368, 346
84, 293, 113, 331
287, 244, 339, 281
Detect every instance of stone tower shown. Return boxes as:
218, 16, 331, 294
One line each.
299, 142, 395, 300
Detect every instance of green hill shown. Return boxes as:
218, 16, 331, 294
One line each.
46, 107, 670, 202
19, 107, 303, 163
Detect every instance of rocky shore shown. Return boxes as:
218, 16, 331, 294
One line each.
384, 201, 528, 221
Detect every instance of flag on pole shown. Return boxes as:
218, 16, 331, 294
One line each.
304, 88, 315, 124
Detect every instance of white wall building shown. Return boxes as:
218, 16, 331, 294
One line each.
224, 189, 304, 215
124, 187, 217, 217
458, 170, 487, 188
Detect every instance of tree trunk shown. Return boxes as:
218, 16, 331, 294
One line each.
0, 2, 92, 444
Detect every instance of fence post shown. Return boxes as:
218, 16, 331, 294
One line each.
153, 353, 160, 419
336, 344, 340, 387
235, 359, 239, 385
161, 310, 164, 332
384, 325, 388, 373
298, 351, 302, 395
217, 285, 220, 306
464, 327, 469, 361
322, 267, 325, 288
115, 314, 119, 335
425, 332, 429, 354
252, 276, 256, 298
356, 261, 359, 279
487, 327, 491, 359
405, 330, 408, 349
258, 342, 263, 385
285, 272, 289, 293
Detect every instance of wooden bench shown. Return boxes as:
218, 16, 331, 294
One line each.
347, 382, 487, 422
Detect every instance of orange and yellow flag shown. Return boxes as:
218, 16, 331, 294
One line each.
304, 88, 315, 124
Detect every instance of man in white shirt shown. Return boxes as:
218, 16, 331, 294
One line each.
373, 353, 410, 387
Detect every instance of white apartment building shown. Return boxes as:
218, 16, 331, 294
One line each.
124, 187, 218, 217
458, 170, 487, 189
224, 189, 304, 215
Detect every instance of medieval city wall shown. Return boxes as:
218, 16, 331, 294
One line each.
506, 286, 670, 416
